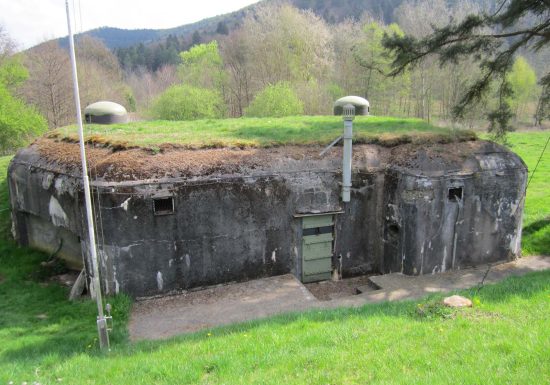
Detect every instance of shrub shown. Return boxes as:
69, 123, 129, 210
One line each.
151, 84, 225, 120
0, 85, 47, 154
245, 82, 304, 117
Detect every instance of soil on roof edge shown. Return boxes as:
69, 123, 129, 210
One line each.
23, 136, 489, 182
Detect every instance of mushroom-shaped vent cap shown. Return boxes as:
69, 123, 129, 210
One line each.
334, 96, 370, 116
84, 101, 128, 124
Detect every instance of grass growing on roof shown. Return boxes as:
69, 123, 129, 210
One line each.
0, 131, 548, 384
52, 115, 476, 149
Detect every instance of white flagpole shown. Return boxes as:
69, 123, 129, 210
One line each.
65, 0, 109, 351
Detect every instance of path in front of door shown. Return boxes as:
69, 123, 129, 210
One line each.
129, 255, 550, 341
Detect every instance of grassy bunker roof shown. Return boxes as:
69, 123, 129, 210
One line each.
48, 115, 476, 150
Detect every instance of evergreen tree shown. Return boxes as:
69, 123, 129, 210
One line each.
192, 31, 201, 46
216, 21, 229, 35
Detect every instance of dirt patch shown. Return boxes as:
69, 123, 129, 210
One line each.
31, 137, 357, 181
50, 271, 80, 287
26, 136, 489, 182
304, 275, 377, 301
389, 140, 495, 171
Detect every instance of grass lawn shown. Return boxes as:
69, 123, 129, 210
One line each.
0, 130, 548, 384
52, 115, 475, 149
493, 132, 550, 256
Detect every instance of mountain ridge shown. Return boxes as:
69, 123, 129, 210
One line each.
47, 0, 416, 51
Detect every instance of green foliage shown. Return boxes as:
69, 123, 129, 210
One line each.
245, 82, 304, 117
0, 85, 47, 154
326, 83, 344, 100
508, 57, 537, 102
179, 40, 225, 90
0, 54, 27, 90
180, 41, 222, 68
507, 56, 538, 118
125, 91, 137, 112
150, 84, 225, 120
115, 34, 184, 72
414, 298, 453, 320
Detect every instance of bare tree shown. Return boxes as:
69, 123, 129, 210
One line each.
127, 64, 178, 111
75, 36, 131, 109
21, 41, 73, 128
239, 4, 333, 91
220, 30, 252, 117
0, 25, 16, 62
394, 0, 484, 122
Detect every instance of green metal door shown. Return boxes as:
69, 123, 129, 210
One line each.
302, 215, 333, 283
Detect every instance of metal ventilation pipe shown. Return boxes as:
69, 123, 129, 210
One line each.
342, 104, 355, 202
332, 96, 370, 203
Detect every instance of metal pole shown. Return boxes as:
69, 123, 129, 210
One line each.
342, 104, 355, 202
65, 0, 109, 351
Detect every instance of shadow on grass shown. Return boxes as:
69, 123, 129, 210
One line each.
0, 235, 131, 365
522, 218, 550, 255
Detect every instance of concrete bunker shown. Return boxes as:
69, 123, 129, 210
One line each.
8, 133, 527, 298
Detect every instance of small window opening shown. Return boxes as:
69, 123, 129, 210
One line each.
388, 224, 400, 236
153, 197, 174, 215
303, 225, 333, 236
448, 187, 463, 201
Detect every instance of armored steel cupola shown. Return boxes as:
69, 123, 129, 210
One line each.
84, 101, 128, 124
333, 96, 369, 116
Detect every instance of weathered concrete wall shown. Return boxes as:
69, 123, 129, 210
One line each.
8, 140, 527, 297
382, 143, 527, 275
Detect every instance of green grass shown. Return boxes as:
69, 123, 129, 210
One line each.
52, 115, 475, 149
487, 132, 550, 255
1, 130, 548, 384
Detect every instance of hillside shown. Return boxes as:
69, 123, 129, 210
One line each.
40, 0, 550, 77
50, 0, 495, 50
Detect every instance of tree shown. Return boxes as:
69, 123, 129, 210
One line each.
192, 31, 201, 46
507, 55, 538, 119
245, 82, 304, 117
150, 84, 225, 120
75, 36, 131, 109
355, 21, 411, 116
239, 4, 333, 88
21, 41, 73, 128
220, 30, 252, 117
216, 21, 229, 35
0, 25, 47, 153
127, 65, 179, 111
0, 25, 27, 90
382, 0, 550, 137
179, 41, 226, 90
0, 85, 47, 154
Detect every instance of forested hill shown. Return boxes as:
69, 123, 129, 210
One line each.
53, 0, 495, 51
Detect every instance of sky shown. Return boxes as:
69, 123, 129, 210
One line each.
0, 0, 262, 49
